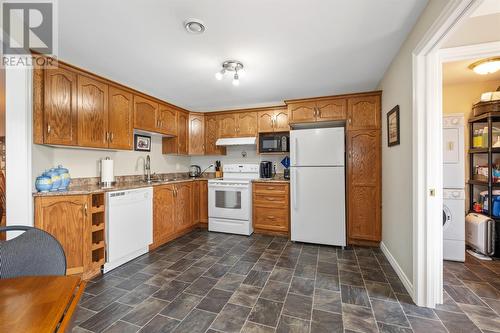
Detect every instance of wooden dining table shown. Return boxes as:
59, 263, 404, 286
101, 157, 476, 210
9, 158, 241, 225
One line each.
0, 276, 86, 333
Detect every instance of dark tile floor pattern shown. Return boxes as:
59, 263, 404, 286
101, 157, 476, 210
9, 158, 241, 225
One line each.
71, 230, 500, 333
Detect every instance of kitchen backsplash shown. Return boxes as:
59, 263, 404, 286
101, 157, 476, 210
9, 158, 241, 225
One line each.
191, 146, 288, 174
32, 137, 288, 188
32, 135, 190, 185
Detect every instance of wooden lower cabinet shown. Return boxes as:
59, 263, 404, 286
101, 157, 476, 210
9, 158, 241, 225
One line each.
151, 184, 176, 249
34, 193, 105, 279
192, 181, 200, 224
252, 182, 290, 234
151, 181, 196, 249
347, 130, 381, 244
199, 180, 208, 224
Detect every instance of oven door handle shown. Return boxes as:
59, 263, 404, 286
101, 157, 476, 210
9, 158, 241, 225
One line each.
208, 185, 249, 190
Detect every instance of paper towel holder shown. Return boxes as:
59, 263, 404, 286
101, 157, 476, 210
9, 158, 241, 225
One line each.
100, 157, 116, 188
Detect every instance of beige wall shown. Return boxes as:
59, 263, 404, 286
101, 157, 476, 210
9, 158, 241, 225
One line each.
32, 135, 191, 185
377, 0, 451, 284
443, 13, 500, 48
443, 80, 500, 116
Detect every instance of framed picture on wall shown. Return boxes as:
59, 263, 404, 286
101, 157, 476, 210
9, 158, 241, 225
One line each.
134, 134, 151, 152
387, 105, 400, 147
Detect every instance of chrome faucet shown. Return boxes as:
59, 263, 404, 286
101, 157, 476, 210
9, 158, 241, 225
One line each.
145, 155, 152, 183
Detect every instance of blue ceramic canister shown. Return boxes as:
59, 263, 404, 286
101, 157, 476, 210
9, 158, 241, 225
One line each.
55, 165, 71, 191
44, 168, 61, 192
35, 174, 52, 192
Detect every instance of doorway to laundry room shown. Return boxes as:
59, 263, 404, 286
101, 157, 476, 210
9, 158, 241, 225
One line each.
442, 57, 500, 265
439, 10, 500, 309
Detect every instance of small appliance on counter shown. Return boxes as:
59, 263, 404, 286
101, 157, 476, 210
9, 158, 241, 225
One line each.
189, 165, 202, 178
281, 156, 290, 180
260, 161, 273, 178
466, 213, 495, 259
259, 132, 289, 153
100, 157, 115, 188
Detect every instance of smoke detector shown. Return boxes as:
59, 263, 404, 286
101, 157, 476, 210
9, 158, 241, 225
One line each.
184, 19, 206, 34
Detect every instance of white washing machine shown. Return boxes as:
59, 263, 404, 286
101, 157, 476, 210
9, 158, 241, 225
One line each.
443, 189, 465, 262
443, 115, 465, 189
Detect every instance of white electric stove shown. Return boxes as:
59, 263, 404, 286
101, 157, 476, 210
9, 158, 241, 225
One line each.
208, 164, 259, 235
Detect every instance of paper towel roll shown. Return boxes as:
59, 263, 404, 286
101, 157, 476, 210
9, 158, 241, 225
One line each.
101, 158, 114, 184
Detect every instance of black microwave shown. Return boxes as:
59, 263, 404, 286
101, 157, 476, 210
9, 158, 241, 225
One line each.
259, 132, 289, 153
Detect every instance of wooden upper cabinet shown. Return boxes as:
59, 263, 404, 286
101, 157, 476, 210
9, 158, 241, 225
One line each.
77, 75, 109, 148
257, 110, 274, 133
273, 109, 290, 132
347, 130, 381, 242
34, 195, 90, 275
177, 111, 189, 155
133, 95, 158, 132
218, 113, 237, 138
205, 115, 226, 156
108, 86, 133, 150
258, 108, 289, 133
152, 185, 176, 249
44, 67, 78, 145
347, 95, 380, 130
175, 183, 192, 231
316, 99, 346, 122
158, 104, 177, 136
189, 113, 205, 155
288, 102, 316, 124
236, 112, 258, 137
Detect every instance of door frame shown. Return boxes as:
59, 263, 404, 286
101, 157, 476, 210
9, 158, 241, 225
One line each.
411, 0, 500, 307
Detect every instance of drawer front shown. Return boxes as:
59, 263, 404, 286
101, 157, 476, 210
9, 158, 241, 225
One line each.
254, 207, 288, 231
253, 183, 288, 195
253, 194, 287, 208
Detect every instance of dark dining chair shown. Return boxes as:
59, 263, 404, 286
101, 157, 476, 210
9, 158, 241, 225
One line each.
0, 226, 66, 279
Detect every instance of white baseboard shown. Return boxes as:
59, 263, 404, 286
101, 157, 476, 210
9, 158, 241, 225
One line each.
380, 241, 414, 297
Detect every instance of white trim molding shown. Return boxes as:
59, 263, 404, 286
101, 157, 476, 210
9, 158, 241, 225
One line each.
411, 0, 485, 307
380, 242, 414, 296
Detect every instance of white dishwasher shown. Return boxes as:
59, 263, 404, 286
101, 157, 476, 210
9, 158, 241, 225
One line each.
104, 187, 153, 273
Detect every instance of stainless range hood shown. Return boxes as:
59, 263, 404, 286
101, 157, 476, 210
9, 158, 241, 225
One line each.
216, 137, 257, 146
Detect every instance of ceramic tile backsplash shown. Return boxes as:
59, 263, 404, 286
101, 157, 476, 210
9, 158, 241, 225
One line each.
191, 146, 289, 174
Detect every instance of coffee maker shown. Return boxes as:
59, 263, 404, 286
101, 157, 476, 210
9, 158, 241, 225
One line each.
259, 161, 273, 178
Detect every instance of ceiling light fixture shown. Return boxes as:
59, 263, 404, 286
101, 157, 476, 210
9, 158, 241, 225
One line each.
215, 60, 244, 86
184, 19, 206, 34
469, 57, 500, 75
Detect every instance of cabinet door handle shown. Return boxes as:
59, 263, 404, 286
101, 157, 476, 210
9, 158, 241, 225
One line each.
47, 124, 51, 134
348, 118, 352, 124
105, 132, 109, 142
317, 108, 321, 118
267, 216, 276, 220
110, 132, 114, 142
84, 203, 88, 216
348, 151, 352, 159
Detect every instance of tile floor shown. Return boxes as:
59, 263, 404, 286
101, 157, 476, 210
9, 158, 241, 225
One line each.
71, 230, 500, 333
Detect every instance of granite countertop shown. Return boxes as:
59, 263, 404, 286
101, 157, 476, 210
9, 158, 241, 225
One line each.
253, 176, 290, 183
33, 174, 216, 197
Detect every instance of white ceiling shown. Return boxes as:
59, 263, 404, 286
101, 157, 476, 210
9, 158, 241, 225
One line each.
59, 0, 428, 111
443, 58, 500, 85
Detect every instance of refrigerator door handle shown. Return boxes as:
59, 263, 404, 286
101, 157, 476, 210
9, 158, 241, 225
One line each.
292, 168, 298, 209
294, 137, 298, 165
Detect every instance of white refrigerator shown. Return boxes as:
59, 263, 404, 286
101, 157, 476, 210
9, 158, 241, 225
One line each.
290, 127, 346, 246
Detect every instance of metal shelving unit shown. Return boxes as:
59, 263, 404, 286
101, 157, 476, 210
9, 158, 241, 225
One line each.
468, 112, 500, 258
